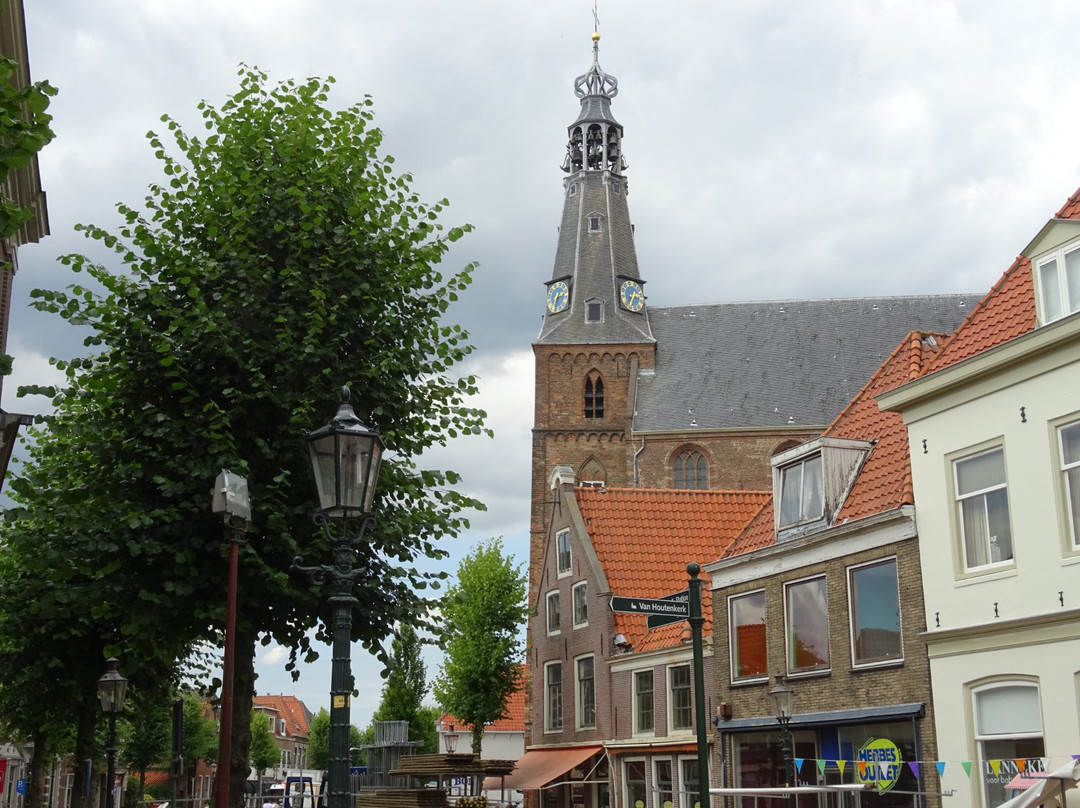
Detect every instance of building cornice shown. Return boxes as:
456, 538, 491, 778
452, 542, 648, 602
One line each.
921, 607, 1080, 658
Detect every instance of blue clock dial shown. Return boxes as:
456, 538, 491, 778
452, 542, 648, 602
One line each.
547, 281, 570, 313
620, 280, 645, 312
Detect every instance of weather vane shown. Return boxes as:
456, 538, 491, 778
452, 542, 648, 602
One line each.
593, 0, 600, 32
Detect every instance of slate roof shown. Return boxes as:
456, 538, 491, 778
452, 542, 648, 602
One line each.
725, 329, 950, 557
439, 666, 526, 732
634, 295, 974, 432
253, 694, 313, 737
575, 487, 769, 649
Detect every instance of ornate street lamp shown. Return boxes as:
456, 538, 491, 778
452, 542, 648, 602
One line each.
97, 658, 128, 808
769, 674, 796, 788
295, 386, 383, 808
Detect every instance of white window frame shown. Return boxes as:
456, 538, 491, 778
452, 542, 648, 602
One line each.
1035, 239, 1080, 324
576, 655, 596, 729
953, 445, 1014, 572
679, 756, 703, 808
623, 759, 648, 808
784, 574, 831, 674
544, 661, 563, 733
729, 589, 768, 683
572, 581, 588, 627
1056, 418, 1080, 551
973, 682, 1044, 808
777, 453, 824, 528
556, 529, 572, 577
668, 663, 693, 732
847, 557, 903, 668
545, 590, 561, 635
654, 758, 675, 808
633, 669, 654, 735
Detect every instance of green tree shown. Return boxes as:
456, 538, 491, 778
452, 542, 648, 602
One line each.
434, 539, 526, 755
0, 66, 486, 807
307, 709, 364, 770
371, 624, 436, 752
249, 711, 279, 789
121, 686, 171, 792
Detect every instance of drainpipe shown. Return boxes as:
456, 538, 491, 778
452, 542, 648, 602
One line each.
633, 436, 646, 487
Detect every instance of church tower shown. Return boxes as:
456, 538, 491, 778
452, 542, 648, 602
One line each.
530, 32, 656, 606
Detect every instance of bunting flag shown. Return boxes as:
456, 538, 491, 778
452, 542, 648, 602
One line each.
990, 760, 1002, 776
936, 762, 946, 779
879, 763, 890, 779
909, 762, 920, 779
836, 761, 846, 775
1016, 759, 1027, 773
794, 758, 805, 773
856, 762, 867, 777
816, 760, 826, 776
962, 762, 973, 778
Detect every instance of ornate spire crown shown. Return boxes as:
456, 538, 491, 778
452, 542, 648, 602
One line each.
574, 32, 618, 99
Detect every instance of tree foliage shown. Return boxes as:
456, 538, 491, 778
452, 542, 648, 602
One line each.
434, 539, 526, 755
0, 66, 487, 806
249, 711, 279, 779
371, 624, 436, 753
307, 709, 364, 770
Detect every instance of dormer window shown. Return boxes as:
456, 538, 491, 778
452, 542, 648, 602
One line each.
586, 300, 604, 322
1036, 240, 1080, 323
588, 214, 602, 233
771, 437, 871, 537
778, 454, 823, 528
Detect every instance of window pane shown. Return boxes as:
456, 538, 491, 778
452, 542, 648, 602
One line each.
1066, 247, 1080, 313
850, 560, 902, 664
546, 663, 562, 731
779, 463, 803, 526
696, 454, 708, 488
1068, 467, 1080, 547
573, 583, 588, 625
674, 454, 687, 489
635, 671, 654, 732
625, 761, 647, 808
1041, 259, 1063, 321
1062, 423, 1080, 465
578, 657, 595, 728
957, 448, 1006, 495
655, 760, 673, 808
671, 664, 693, 730
731, 591, 767, 679
986, 488, 1013, 562
976, 685, 1042, 735
557, 530, 571, 573
801, 454, 823, 518
786, 578, 830, 671
546, 592, 560, 633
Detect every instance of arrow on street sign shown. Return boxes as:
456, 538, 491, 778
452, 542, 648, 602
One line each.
610, 595, 690, 620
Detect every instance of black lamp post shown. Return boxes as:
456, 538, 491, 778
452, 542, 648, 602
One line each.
769, 674, 796, 789
294, 386, 383, 808
97, 658, 129, 808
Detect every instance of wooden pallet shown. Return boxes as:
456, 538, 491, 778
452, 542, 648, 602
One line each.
355, 788, 448, 808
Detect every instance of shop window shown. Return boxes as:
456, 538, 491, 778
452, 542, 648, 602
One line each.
544, 661, 563, 732
785, 576, 830, 673
624, 760, 647, 808
670, 664, 692, 730
655, 760, 674, 807
634, 670, 654, 734
955, 446, 1013, 570
848, 558, 902, 666
974, 683, 1044, 808
557, 529, 572, 576
674, 449, 708, 489
576, 656, 595, 729
680, 758, 701, 808
730, 590, 768, 682
545, 591, 560, 635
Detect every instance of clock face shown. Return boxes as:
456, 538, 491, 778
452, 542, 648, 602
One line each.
547, 281, 570, 313
620, 280, 645, 312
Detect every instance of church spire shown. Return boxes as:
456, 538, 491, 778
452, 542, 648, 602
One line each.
537, 30, 653, 346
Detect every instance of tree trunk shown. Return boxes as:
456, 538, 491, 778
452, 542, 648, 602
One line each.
73, 699, 97, 808
25, 733, 48, 808
230, 623, 258, 808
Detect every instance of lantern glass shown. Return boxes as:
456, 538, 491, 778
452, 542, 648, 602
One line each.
307, 388, 383, 519
769, 675, 794, 719
97, 658, 128, 715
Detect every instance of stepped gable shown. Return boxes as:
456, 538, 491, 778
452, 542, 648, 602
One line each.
575, 486, 768, 648
635, 295, 972, 432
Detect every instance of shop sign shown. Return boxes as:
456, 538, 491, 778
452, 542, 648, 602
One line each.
856, 737, 901, 793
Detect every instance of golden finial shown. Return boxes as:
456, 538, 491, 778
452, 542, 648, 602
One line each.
591, 31, 601, 42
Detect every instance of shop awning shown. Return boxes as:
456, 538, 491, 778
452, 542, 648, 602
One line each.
483, 745, 602, 791
716, 702, 925, 732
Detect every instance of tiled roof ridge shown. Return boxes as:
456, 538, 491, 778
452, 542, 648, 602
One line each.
576, 485, 769, 498
1055, 185, 1080, 219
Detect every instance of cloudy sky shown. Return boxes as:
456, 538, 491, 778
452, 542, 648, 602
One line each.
8, 0, 1080, 731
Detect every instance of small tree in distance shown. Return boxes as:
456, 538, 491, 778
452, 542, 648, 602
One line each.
371, 624, 437, 753
249, 711, 280, 792
434, 539, 527, 755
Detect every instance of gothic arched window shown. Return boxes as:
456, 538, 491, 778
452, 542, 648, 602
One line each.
674, 450, 707, 490
584, 373, 605, 419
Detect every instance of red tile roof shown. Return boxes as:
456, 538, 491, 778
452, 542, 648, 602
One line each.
439, 666, 526, 732
726, 330, 950, 557
253, 694, 312, 737
921, 185, 1080, 375
575, 487, 769, 649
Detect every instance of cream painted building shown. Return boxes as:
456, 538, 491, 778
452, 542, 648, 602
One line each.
879, 191, 1080, 808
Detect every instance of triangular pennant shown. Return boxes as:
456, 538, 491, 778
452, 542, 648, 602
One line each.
936, 762, 946, 779
909, 762, 920, 779
836, 760, 846, 775
816, 760, 826, 776
879, 762, 890, 779
962, 762, 972, 778
1016, 759, 1027, 773
857, 762, 867, 777
795, 758, 805, 773
990, 760, 1002, 776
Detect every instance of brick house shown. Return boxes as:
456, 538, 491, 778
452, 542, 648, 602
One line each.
707, 331, 946, 808
252, 695, 313, 777
878, 186, 1080, 808
519, 466, 767, 807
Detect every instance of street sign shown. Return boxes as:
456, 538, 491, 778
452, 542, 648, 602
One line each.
610, 595, 689, 619
648, 589, 690, 628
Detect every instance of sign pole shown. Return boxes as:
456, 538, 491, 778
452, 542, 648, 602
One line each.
688, 562, 711, 808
